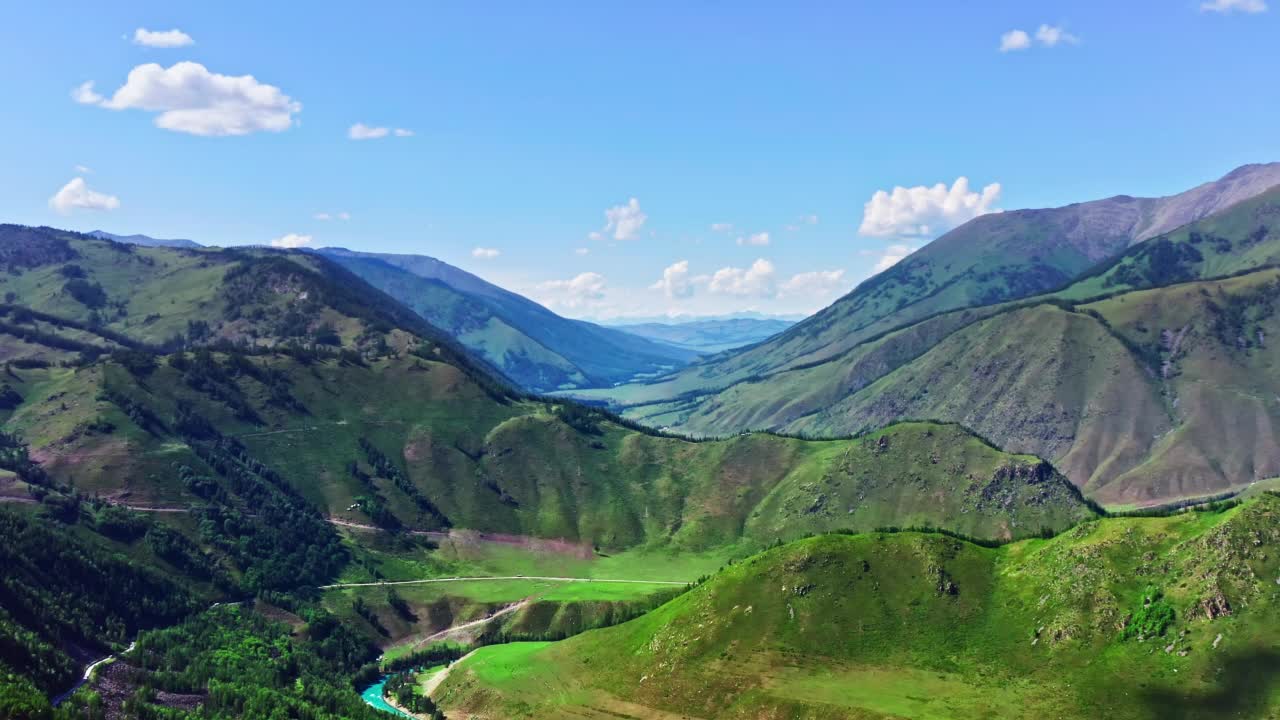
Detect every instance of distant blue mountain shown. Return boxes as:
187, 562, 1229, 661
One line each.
607, 317, 796, 354
317, 248, 698, 392
89, 230, 202, 249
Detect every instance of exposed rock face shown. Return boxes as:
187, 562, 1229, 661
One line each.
1134, 163, 1280, 241
1199, 591, 1232, 620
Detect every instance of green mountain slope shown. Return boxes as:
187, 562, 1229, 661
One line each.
0, 225, 483, 363
319, 248, 696, 392
570, 163, 1280, 408
651, 268, 1280, 506
2, 351, 1093, 550
436, 496, 1280, 720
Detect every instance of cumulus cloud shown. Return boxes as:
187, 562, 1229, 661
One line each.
348, 123, 412, 140
708, 259, 777, 298
133, 28, 194, 48
602, 198, 647, 241
74, 164, 93, 174
535, 272, 608, 310
314, 211, 350, 221
710, 222, 733, 233
999, 29, 1032, 52
650, 260, 697, 299
71, 81, 103, 104
75, 62, 300, 136
49, 177, 120, 214
271, 233, 313, 249
736, 231, 770, 247
1201, 0, 1267, 11
858, 177, 1001, 238
472, 247, 501, 259
779, 269, 847, 300
863, 243, 917, 273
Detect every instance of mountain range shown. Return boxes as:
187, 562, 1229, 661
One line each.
5, 164, 1280, 719
568, 163, 1280, 507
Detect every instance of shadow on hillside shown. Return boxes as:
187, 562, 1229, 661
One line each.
1138, 647, 1280, 719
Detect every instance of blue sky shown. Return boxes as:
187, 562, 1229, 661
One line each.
1, 1, 1276, 319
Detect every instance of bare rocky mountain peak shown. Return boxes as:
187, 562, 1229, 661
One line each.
1132, 161, 1280, 241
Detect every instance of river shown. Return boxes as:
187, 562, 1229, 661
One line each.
360, 678, 418, 719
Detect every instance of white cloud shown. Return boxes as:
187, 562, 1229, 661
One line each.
736, 231, 770, 247
858, 177, 1001, 238
866, 243, 917, 273
472, 247, 501, 259
349, 123, 412, 140
535, 272, 608, 310
71, 81, 103, 105
779, 269, 847, 299
999, 29, 1032, 52
710, 222, 733, 233
314, 211, 350, 221
1002, 25, 1079, 52
74, 164, 93, 174
48, 177, 120, 214
314, 212, 331, 220
587, 231, 604, 242
77, 62, 300, 136
708, 259, 777, 297
602, 198, 647, 241
1201, 0, 1267, 11
133, 28, 194, 48
574, 247, 590, 256
1035, 24, 1080, 47
650, 260, 696, 299
271, 233, 313, 249
348, 123, 388, 140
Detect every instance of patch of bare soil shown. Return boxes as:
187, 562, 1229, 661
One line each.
442, 528, 595, 560
91, 662, 204, 720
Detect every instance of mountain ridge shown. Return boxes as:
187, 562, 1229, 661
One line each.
317, 247, 697, 392
574, 162, 1280, 408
